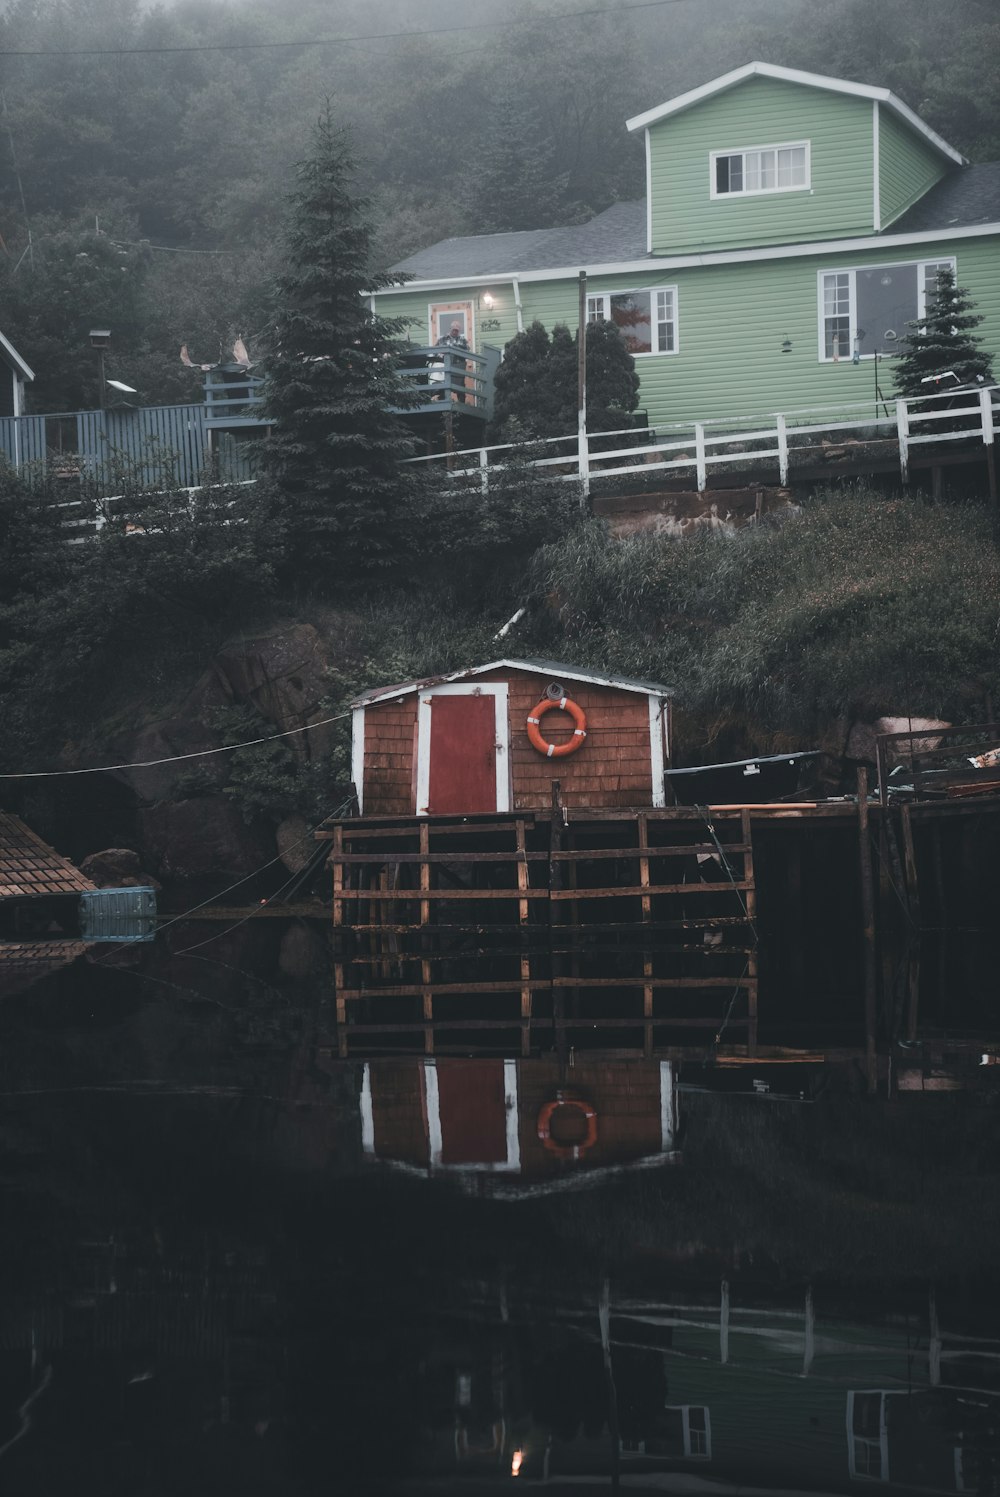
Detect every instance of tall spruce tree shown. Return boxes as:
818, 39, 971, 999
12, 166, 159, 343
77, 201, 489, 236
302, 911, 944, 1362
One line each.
893, 266, 995, 398
259, 106, 416, 576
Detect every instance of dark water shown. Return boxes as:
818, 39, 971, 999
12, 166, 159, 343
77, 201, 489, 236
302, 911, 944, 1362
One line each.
2, 919, 999, 1495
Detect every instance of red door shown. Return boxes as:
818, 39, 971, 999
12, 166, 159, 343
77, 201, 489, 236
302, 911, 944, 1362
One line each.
426, 693, 497, 814
436, 1060, 508, 1165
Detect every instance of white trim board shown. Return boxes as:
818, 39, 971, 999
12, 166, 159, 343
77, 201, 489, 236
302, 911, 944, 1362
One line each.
351, 706, 366, 814
424, 1058, 521, 1173
355, 658, 674, 709
415, 682, 510, 816
649, 696, 668, 808
624, 60, 965, 166
375, 219, 1000, 296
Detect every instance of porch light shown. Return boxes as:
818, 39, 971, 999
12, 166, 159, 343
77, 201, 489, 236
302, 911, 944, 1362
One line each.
481, 290, 495, 309
780, 337, 792, 354
511, 1449, 524, 1476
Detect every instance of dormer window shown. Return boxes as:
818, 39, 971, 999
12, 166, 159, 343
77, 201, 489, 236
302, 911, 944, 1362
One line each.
711, 142, 809, 198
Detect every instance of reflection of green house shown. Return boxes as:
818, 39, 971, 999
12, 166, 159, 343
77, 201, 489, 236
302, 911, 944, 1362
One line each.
374, 62, 1000, 430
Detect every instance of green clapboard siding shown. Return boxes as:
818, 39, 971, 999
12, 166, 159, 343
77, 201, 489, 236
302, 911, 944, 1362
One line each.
387, 290, 520, 356
647, 76, 874, 253
879, 105, 948, 228
378, 232, 1000, 430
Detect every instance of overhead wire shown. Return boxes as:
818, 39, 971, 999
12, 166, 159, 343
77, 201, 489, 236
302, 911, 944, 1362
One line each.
0, 0, 698, 59
0, 708, 353, 779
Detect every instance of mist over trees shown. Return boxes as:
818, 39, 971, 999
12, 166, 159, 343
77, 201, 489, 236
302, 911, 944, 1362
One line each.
0, 0, 999, 407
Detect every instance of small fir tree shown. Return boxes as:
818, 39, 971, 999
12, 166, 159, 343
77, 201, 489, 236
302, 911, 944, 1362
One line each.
490, 318, 639, 441
259, 105, 416, 576
893, 266, 995, 398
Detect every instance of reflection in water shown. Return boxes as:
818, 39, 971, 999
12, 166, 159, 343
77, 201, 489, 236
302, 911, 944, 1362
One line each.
0, 925, 998, 1493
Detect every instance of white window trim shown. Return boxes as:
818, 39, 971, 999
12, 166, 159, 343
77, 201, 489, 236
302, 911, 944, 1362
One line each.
351, 705, 366, 813
709, 140, 811, 200
415, 682, 510, 816
423, 1058, 521, 1172
586, 287, 679, 358
846, 1390, 906, 1482
816, 256, 957, 363
665, 1405, 712, 1459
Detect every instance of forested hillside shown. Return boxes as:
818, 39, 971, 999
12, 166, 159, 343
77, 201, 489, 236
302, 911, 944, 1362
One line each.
1, 0, 1000, 409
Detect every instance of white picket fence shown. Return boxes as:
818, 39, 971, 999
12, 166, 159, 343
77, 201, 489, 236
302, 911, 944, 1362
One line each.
406, 384, 1000, 497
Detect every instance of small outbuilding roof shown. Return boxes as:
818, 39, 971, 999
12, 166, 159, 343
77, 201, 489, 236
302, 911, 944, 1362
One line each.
352, 658, 674, 709
0, 813, 96, 898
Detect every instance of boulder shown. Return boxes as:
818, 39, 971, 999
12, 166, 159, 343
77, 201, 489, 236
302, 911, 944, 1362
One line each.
276, 816, 314, 875
210, 623, 332, 761
80, 847, 161, 891
278, 922, 328, 980
846, 716, 951, 765
138, 796, 274, 882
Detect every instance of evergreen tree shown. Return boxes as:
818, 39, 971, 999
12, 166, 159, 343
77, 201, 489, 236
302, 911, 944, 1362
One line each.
468, 86, 569, 233
490, 319, 639, 441
893, 266, 995, 398
259, 105, 417, 577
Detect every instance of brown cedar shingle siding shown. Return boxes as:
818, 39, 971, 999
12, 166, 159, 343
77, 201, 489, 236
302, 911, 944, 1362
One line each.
361, 667, 658, 815
0, 814, 96, 898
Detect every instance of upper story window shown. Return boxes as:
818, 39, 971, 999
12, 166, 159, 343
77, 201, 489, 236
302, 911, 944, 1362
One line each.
711, 142, 810, 198
819, 258, 955, 361
587, 287, 678, 356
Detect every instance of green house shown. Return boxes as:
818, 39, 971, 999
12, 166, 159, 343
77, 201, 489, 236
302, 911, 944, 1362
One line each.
375, 61, 1000, 430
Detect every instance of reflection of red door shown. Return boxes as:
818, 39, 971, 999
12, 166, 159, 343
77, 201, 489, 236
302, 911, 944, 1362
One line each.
426, 694, 497, 814
437, 1060, 507, 1164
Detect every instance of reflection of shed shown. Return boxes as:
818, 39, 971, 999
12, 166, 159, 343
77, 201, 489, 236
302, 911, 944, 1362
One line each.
351, 659, 673, 816
359, 1057, 679, 1193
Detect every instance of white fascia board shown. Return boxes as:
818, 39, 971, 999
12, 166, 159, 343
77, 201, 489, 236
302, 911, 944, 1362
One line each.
375, 220, 1000, 298
645, 128, 653, 255
625, 59, 965, 166
0, 329, 34, 382
357, 659, 675, 707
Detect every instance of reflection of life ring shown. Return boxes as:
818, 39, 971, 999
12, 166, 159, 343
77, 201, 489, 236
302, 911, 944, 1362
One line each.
526, 697, 587, 758
537, 1092, 598, 1159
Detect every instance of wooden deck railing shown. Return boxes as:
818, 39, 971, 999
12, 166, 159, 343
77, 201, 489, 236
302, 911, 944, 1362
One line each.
394, 346, 489, 416
405, 384, 1000, 497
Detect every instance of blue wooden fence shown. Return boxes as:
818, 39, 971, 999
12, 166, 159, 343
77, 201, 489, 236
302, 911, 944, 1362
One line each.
0, 403, 259, 490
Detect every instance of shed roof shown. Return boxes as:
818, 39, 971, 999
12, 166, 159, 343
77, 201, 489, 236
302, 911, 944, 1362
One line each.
352, 658, 674, 709
625, 61, 966, 166
0, 813, 96, 898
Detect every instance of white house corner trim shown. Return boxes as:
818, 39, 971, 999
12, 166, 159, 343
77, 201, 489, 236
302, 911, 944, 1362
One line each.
351, 706, 365, 814
645, 129, 653, 254
649, 695, 667, 808
873, 100, 882, 231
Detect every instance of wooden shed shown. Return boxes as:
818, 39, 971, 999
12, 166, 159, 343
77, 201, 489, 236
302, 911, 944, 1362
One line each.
351, 659, 673, 817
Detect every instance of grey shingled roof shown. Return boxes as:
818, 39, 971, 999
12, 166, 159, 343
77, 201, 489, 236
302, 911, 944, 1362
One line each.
890, 162, 1000, 234
392, 164, 1000, 283
391, 200, 647, 280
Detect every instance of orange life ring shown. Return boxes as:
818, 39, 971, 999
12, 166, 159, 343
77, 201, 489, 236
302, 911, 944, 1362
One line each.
537, 1092, 598, 1159
526, 696, 587, 758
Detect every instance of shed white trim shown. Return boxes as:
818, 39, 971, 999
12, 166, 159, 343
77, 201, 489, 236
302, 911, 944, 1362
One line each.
415, 681, 510, 817
0, 329, 35, 384
625, 60, 965, 166
649, 695, 668, 808
351, 706, 366, 814
355, 658, 673, 709
423, 1057, 521, 1173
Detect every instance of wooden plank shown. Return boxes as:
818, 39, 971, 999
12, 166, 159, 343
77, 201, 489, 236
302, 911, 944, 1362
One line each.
420, 821, 432, 1054
332, 825, 347, 1058
639, 812, 653, 1056
900, 802, 921, 1044
325, 849, 548, 865
548, 843, 751, 861
550, 881, 753, 899
330, 887, 549, 901
516, 818, 532, 1056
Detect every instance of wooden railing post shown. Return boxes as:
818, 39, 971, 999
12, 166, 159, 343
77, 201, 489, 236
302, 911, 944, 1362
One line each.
577, 423, 590, 506
695, 422, 707, 492
776, 412, 788, 486
979, 387, 998, 514
479, 446, 489, 496
896, 399, 910, 486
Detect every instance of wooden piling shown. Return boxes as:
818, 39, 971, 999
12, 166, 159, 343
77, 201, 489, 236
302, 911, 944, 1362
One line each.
856, 768, 879, 1093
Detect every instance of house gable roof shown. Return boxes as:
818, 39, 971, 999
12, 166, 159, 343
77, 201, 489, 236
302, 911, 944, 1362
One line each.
625, 61, 966, 167
352, 658, 673, 709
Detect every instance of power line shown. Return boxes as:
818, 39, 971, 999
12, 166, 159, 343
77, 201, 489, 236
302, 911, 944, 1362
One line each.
0, 0, 695, 59
0, 708, 353, 779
